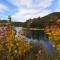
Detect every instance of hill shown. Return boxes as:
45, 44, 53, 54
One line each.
23, 12, 60, 28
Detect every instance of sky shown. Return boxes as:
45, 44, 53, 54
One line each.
0, 0, 60, 22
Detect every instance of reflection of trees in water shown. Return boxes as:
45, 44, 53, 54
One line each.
27, 30, 46, 40
23, 45, 53, 60
18, 28, 56, 60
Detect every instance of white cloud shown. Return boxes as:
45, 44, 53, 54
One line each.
32, 0, 53, 9
12, 8, 52, 22
7, 0, 53, 22
0, 4, 9, 13
7, 0, 31, 8
8, 0, 53, 9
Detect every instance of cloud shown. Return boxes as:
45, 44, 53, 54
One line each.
7, 0, 53, 22
8, 0, 53, 9
0, 4, 9, 13
12, 8, 52, 22
32, 0, 53, 9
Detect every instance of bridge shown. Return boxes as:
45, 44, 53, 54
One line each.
22, 28, 44, 30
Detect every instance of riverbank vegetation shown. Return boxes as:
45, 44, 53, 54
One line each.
0, 24, 32, 60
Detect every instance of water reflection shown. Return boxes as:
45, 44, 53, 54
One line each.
26, 30, 46, 40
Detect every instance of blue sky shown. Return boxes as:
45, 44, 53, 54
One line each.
0, 0, 60, 22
